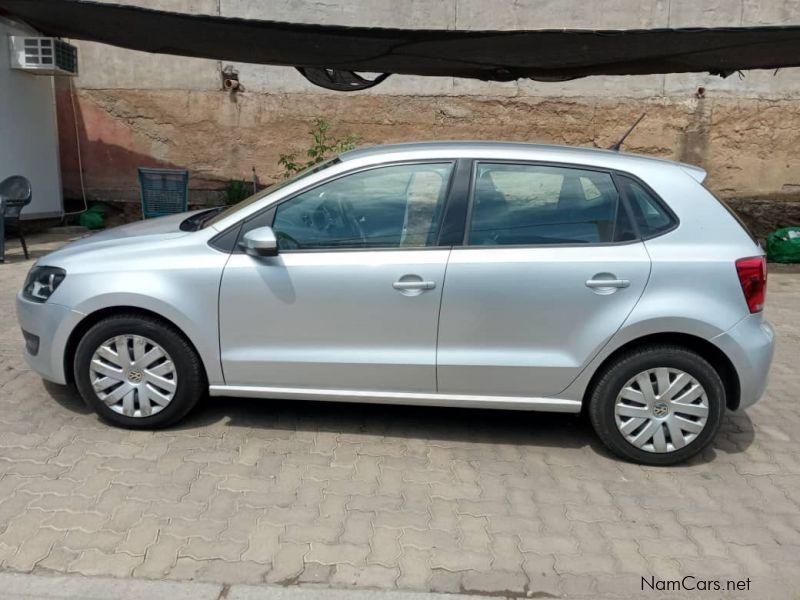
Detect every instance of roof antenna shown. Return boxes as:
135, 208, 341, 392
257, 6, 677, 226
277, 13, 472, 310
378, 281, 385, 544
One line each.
609, 113, 646, 152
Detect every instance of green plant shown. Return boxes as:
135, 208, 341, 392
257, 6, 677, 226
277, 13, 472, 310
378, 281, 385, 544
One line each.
222, 179, 251, 205
278, 117, 360, 179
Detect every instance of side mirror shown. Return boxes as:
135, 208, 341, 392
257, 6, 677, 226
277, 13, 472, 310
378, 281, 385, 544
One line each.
241, 226, 278, 257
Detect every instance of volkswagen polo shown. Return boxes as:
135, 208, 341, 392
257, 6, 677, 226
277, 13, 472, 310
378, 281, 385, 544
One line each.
16, 142, 774, 464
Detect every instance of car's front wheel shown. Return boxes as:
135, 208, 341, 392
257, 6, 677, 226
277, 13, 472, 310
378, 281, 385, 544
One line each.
588, 345, 725, 465
74, 314, 205, 428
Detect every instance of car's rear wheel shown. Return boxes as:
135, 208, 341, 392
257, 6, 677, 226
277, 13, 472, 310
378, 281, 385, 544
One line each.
588, 345, 725, 465
74, 314, 205, 428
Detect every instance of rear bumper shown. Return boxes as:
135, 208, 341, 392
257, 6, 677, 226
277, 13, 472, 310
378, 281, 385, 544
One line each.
712, 313, 775, 410
16, 293, 84, 385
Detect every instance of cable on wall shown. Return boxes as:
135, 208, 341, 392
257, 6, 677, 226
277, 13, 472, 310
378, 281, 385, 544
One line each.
61, 75, 88, 217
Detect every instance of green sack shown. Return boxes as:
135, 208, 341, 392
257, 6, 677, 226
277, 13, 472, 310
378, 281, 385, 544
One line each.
79, 205, 106, 230
767, 227, 800, 263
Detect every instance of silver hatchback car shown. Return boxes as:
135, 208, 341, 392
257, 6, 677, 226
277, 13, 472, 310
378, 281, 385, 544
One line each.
17, 142, 773, 464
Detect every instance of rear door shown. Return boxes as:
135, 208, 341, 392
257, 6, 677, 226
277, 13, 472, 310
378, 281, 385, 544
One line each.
436, 161, 651, 397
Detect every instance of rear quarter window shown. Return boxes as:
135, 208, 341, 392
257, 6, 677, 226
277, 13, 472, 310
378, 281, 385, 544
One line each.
617, 176, 677, 238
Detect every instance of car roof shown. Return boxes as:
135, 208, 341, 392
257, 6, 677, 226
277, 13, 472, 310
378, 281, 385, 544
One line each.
340, 141, 707, 182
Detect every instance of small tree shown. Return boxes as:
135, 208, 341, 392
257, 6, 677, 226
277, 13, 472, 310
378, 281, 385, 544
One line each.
221, 179, 251, 205
278, 117, 359, 179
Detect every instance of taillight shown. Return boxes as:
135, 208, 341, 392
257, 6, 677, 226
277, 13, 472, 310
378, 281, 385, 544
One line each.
735, 256, 767, 313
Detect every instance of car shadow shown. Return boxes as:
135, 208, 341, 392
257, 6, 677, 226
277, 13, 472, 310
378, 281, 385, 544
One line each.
43, 380, 93, 415
179, 394, 756, 463
43, 383, 756, 463
184, 394, 595, 450
707, 410, 756, 457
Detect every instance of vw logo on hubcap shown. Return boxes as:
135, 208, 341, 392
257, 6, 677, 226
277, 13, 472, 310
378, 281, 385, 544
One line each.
653, 401, 669, 417
127, 368, 144, 383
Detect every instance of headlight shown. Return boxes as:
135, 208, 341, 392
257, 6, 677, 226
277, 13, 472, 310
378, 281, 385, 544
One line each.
22, 266, 66, 303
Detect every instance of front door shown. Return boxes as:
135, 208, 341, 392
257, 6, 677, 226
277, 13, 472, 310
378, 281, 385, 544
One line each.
219, 161, 455, 393
436, 161, 651, 397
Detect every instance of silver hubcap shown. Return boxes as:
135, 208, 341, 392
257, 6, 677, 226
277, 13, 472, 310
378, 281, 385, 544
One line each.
614, 367, 709, 454
89, 335, 177, 418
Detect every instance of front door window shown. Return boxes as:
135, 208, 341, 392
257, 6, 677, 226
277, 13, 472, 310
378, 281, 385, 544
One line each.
272, 163, 454, 250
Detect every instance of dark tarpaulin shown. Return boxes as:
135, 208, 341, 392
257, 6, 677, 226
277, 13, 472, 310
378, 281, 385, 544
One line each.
3, 0, 800, 91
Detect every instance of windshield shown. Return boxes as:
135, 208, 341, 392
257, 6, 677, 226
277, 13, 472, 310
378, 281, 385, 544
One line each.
201, 158, 341, 229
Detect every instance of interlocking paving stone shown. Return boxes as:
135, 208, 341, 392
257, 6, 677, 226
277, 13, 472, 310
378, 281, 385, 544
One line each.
0, 236, 798, 598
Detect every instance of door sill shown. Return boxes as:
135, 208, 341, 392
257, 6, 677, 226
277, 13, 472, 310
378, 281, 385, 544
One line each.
208, 384, 581, 413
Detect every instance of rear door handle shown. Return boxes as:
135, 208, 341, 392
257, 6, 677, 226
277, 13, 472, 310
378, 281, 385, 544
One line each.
393, 280, 436, 290
585, 278, 630, 289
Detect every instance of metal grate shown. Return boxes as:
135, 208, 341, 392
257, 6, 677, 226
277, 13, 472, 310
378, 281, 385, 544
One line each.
53, 39, 78, 73
137, 168, 189, 219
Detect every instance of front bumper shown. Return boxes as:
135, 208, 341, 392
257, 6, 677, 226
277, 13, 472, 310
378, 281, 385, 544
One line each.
712, 313, 775, 410
16, 293, 84, 385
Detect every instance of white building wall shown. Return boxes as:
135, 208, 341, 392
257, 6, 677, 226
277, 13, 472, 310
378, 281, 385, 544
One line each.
0, 17, 63, 219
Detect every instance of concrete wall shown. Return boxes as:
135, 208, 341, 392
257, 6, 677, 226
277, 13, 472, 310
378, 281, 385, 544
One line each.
56, 0, 800, 205
0, 17, 63, 219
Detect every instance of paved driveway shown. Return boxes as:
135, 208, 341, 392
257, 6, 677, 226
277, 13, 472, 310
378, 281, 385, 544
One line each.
0, 236, 799, 599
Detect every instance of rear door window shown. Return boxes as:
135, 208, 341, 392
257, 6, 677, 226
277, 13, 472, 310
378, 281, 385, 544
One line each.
467, 162, 630, 246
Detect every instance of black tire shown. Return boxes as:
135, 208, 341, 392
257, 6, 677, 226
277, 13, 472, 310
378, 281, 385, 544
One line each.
74, 313, 206, 429
588, 344, 725, 465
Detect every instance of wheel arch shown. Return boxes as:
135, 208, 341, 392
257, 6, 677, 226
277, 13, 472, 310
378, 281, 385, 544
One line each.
63, 306, 209, 387
582, 332, 741, 411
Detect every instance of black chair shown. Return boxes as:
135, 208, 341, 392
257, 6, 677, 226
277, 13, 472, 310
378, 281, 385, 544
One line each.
0, 175, 32, 262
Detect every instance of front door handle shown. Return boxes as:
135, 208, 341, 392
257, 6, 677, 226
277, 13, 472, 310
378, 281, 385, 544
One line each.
393, 280, 436, 291
585, 278, 630, 289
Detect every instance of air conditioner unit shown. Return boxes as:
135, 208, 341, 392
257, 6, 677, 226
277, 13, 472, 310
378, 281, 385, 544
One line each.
8, 36, 78, 76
